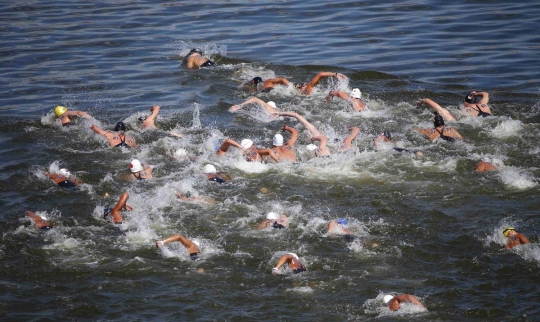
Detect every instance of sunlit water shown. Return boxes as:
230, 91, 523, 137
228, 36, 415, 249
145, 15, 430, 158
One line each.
1, 0, 539, 321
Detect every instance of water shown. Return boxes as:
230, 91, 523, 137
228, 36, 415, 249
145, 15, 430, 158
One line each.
1, 0, 539, 321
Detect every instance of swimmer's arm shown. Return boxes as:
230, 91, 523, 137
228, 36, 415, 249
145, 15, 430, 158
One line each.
342, 127, 360, 149
90, 125, 109, 136
217, 138, 242, 155
398, 295, 425, 309
326, 90, 349, 102
517, 233, 530, 245
307, 72, 345, 89
65, 110, 92, 118
282, 125, 299, 146
257, 148, 280, 162
449, 128, 464, 139
266, 77, 291, 86
471, 91, 489, 104
145, 105, 160, 123
229, 97, 260, 112
413, 127, 431, 136
417, 99, 456, 121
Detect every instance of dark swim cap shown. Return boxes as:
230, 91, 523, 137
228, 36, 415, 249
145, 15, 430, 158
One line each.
464, 94, 477, 104
188, 48, 203, 56
114, 122, 126, 132
433, 113, 445, 127
294, 82, 306, 89
252, 77, 263, 85
103, 208, 112, 219
138, 116, 147, 122
383, 130, 392, 140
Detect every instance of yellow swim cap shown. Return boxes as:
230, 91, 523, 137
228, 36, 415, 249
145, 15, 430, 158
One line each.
54, 105, 68, 117
503, 227, 515, 237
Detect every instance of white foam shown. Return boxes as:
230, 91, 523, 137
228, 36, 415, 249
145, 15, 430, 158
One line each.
490, 119, 523, 138
498, 167, 537, 190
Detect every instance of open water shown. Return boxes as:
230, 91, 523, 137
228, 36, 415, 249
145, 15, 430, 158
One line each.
1, 0, 540, 321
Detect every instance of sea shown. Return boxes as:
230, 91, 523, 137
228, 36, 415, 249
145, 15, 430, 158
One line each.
1, 0, 539, 321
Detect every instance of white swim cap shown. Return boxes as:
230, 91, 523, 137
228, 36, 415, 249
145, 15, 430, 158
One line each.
40, 216, 48, 221
130, 159, 143, 173
267, 101, 277, 109
383, 295, 394, 304
266, 212, 280, 220
350, 88, 362, 99
241, 139, 253, 149
481, 157, 491, 163
174, 148, 188, 157
59, 168, 71, 177
203, 164, 217, 174
288, 252, 299, 260
192, 240, 200, 247
273, 134, 284, 146
306, 144, 318, 151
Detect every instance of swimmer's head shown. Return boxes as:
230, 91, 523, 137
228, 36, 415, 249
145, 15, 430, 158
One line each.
433, 113, 445, 127
114, 121, 126, 132
129, 159, 143, 173
138, 116, 147, 122
383, 130, 392, 140
337, 218, 348, 225
174, 148, 188, 158
294, 82, 306, 90
503, 227, 515, 237
464, 94, 477, 104
273, 134, 284, 146
383, 295, 394, 304
58, 168, 71, 177
203, 164, 217, 174
103, 208, 112, 219
54, 105, 68, 118
306, 144, 318, 152
188, 48, 203, 56
241, 139, 253, 149
252, 77, 263, 85
267, 101, 277, 109
481, 157, 491, 163
350, 88, 362, 99
266, 212, 280, 220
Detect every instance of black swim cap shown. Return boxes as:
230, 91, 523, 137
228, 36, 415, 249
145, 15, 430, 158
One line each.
188, 48, 203, 56
383, 130, 392, 140
138, 116, 147, 122
464, 94, 477, 104
252, 77, 263, 85
294, 82, 306, 89
103, 208, 112, 219
433, 113, 445, 127
114, 122, 126, 132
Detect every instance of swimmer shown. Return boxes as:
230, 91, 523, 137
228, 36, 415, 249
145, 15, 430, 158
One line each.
414, 112, 463, 142
216, 138, 262, 162
475, 157, 497, 172
156, 234, 201, 260
374, 130, 423, 156
203, 164, 228, 183
54, 105, 92, 127
272, 253, 307, 275
183, 48, 215, 69
383, 294, 426, 312
325, 88, 366, 112
250, 76, 291, 93
256, 125, 298, 162
229, 97, 280, 117
90, 122, 137, 148
103, 192, 133, 224
417, 91, 492, 119
128, 159, 153, 181
26, 211, 52, 230
256, 212, 289, 230
138, 105, 160, 130
175, 191, 216, 204
277, 112, 331, 156
503, 227, 530, 249
327, 218, 352, 235
294, 72, 348, 96
45, 168, 81, 189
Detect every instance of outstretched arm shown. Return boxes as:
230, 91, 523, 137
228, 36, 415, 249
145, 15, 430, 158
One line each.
341, 126, 360, 150
395, 294, 426, 309
157, 234, 200, 254
216, 138, 242, 155
417, 98, 456, 121
325, 90, 349, 102
257, 148, 280, 162
65, 110, 92, 118
265, 77, 291, 87
304, 72, 347, 94
471, 91, 489, 104
142, 105, 160, 129
229, 97, 280, 114
90, 125, 109, 136
281, 125, 299, 146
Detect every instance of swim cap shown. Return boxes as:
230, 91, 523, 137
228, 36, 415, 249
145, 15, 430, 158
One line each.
188, 48, 203, 56
203, 164, 217, 174
40, 216, 48, 221
294, 82, 306, 90
138, 116, 147, 122
433, 113, 445, 127
481, 157, 491, 163
337, 218, 348, 225
288, 252, 299, 260
383, 295, 394, 304
114, 121, 126, 132
241, 139, 253, 149
350, 88, 362, 99
306, 144, 318, 151
192, 240, 201, 247
59, 168, 71, 177
54, 106, 68, 117
273, 134, 284, 146
103, 208, 112, 219
383, 130, 392, 140
252, 77, 263, 85
174, 148, 188, 157
503, 227, 515, 237
129, 159, 143, 173
266, 212, 280, 220
267, 101, 277, 109
464, 94, 477, 104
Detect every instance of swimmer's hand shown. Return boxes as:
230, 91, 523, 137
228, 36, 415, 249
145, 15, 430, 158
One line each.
156, 241, 164, 248
272, 267, 281, 275
336, 73, 347, 80
416, 99, 426, 105
281, 125, 288, 132
325, 91, 335, 103
168, 130, 183, 138
229, 105, 241, 112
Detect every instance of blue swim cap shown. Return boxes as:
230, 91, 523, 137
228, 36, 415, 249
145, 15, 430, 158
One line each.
337, 218, 348, 225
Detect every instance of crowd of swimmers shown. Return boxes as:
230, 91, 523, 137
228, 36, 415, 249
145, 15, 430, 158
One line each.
25, 48, 532, 313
